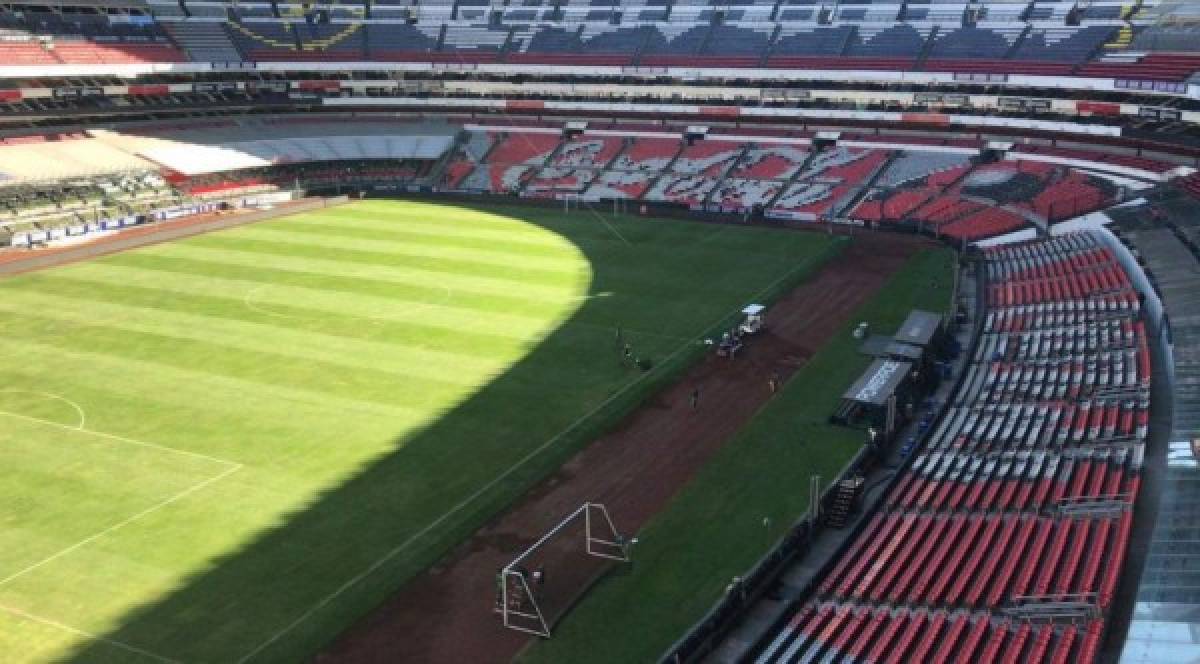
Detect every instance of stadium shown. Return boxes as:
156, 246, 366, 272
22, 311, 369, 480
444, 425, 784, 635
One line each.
0, 0, 1198, 661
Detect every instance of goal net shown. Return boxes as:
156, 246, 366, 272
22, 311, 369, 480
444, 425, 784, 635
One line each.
496, 502, 629, 638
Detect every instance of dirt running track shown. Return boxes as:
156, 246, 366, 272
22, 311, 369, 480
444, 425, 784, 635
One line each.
0, 198, 337, 276
319, 232, 931, 664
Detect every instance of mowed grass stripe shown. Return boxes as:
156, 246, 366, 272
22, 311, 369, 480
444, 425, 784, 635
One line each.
0, 366, 399, 485
0, 307, 486, 409
185, 234, 585, 288
0, 316, 459, 414
276, 215, 585, 258
219, 226, 586, 274
44, 263, 570, 340
0, 200, 845, 663
133, 242, 578, 301
304, 204, 571, 246
103, 250, 576, 319
295, 210, 650, 255
0, 292, 509, 383
0, 337, 422, 425
13, 276, 534, 361
0, 417, 226, 575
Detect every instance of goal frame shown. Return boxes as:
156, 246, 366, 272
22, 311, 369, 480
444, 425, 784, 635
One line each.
561, 192, 583, 213
498, 502, 629, 638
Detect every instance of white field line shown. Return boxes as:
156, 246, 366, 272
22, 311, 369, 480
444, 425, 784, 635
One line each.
0, 603, 183, 664
589, 208, 632, 246
0, 410, 240, 468
238, 248, 830, 663
562, 319, 695, 344
0, 464, 242, 589
241, 283, 302, 321
0, 390, 86, 430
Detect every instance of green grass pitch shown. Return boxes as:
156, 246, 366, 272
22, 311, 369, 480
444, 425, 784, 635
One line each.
524, 247, 955, 663
0, 199, 844, 663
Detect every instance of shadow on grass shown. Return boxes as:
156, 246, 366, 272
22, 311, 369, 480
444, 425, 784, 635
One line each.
64, 201, 844, 663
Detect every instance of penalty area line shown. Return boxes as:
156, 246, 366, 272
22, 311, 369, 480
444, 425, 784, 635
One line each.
0, 464, 243, 589
0, 410, 240, 468
0, 602, 183, 664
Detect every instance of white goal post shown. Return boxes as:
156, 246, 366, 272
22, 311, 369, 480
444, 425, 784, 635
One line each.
561, 192, 582, 213
497, 502, 630, 638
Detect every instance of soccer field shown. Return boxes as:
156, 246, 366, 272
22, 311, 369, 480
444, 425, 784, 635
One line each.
0, 199, 842, 663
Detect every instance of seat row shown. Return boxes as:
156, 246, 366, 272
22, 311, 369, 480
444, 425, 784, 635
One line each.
893, 445, 1142, 513
930, 398, 1148, 454
814, 511, 1131, 608
758, 602, 1104, 663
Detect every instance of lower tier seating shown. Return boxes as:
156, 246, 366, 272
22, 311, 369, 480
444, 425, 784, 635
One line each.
754, 231, 1148, 664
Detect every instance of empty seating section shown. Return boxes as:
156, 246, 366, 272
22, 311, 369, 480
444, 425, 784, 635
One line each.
524, 168, 598, 197
1020, 171, 1113, 222
756, 231, 1147, 663
1011, 145, 1175, 174
1012, 25, 1116, 62
364, 23, 438, 58
757, 603, 1104, 662
709, 178, 785, 209
928, 24, 1024, 60
0, 0, 1160, 80
769, 181, 851, 220
550, 135, 625, 169
438, 131, 494, 189
516, 135, 626, 198
645, 174, 718, 205
587, 169, 656, 199
875, 151, 972, 187
442, 25, 509, 55
161, 21, 243, 62
939, 206, 1030, 241
475, 131, 561, 192
729, 145, 809, 179
670, 141, 744, 176
859, 157, 1115, 238
845, 23, 928, 59
609, 136, 680, 171
640, 24, 710, 63
0, 7, 188, 63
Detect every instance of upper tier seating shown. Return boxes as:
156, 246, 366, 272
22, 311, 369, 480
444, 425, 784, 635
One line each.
80, 1, 1190, 81
1011, 26, 1117, 63
928, 24, 1026, 60
0, 8, 187, 63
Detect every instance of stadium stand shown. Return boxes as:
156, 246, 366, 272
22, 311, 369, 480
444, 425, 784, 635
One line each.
753, 231, 1149, 662
0, 0, 1160, 82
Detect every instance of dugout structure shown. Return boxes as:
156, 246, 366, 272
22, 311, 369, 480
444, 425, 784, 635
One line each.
498, 502, 629, 638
